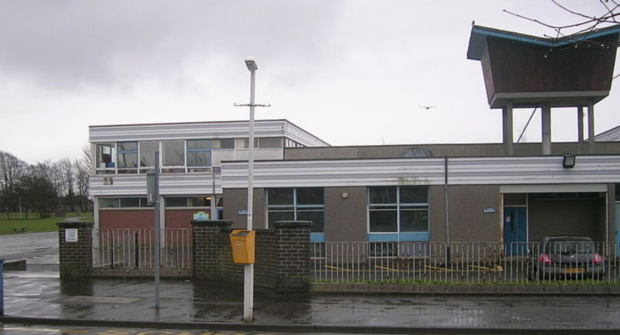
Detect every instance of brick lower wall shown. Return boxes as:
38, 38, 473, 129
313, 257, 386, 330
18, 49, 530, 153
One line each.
57, 220, 312, 293
57, 221, 94, 278
191, 220, 311, 293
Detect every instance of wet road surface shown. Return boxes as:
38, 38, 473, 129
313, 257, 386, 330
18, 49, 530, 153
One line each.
2, 232, 620, 333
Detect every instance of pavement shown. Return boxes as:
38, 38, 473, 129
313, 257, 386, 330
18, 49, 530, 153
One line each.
3, 232, 620, 334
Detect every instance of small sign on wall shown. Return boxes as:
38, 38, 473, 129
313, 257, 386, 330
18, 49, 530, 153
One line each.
65, 229, 78, 243
193, 211, 210, 221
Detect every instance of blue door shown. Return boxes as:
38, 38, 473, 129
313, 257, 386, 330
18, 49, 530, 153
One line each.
504, 206, 527, 255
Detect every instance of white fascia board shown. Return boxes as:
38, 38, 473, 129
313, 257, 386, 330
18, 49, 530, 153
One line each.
222, 155, 620, 189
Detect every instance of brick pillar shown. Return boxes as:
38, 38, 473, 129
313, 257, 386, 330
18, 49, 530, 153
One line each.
275, 221, 311, 293
57, 221, 94, 279
192, 220, 232, 281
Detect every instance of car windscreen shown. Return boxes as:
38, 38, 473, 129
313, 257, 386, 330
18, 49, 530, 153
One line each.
545, 240, 597, 254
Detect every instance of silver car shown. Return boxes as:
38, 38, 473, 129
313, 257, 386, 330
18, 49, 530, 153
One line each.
528, 236, 605, 280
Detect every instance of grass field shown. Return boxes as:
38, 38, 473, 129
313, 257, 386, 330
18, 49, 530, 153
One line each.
0, 212, 94, 235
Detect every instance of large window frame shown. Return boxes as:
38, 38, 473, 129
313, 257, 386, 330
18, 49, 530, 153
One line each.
368, 186, 429, 236
266, 188, 325, 234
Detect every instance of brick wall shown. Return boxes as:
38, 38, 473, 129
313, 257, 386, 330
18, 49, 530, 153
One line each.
191, 220, 311, 293
275, 221, 311, 292
57, 221, 94, 278
58, 220, 311, 293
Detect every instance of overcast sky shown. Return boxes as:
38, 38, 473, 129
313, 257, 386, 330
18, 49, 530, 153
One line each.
1, 1, 618, 164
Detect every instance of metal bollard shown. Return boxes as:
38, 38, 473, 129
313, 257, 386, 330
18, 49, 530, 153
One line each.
1, 259, 4, 315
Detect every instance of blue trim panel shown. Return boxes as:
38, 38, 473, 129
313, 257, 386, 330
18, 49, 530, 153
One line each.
311, 233, 325, 243
367, 232, 430, 242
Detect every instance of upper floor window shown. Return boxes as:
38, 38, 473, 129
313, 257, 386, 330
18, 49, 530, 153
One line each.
139, 141, 159, 170
213, 139, 235, 149
368, 186, 429, 233
236, 137, 283, 149
162, 140, 185, 168
186, 140, 212, 167
117, 142, 138, 173
95, 136, 281, 174
96, 143, 116, 168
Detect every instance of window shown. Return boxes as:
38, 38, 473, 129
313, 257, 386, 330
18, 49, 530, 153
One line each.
117, 142, 138, 173
235, 137, 283, 149
162, 140, 185, 172
165, 196, 213, 208
139, 141, 158, 168
368, 186, 429, 233
213, 139, 234, 149
259, 137, 283, 148
100, 197, 151, 208
96, 143, 116, 168
266, 188, 325, 232
187, 140, 212, 167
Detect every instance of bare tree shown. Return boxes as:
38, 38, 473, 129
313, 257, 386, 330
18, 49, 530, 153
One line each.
0, 151, 28, 219
505, 1, 619, 46
58, 158, 76, 212
75, 144, 92, 213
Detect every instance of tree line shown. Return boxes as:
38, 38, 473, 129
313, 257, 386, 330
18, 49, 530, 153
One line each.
0, 146, 91, 219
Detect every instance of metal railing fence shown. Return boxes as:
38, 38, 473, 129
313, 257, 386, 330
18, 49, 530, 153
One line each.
311, 241, 620, 285
92, 228, 193, 270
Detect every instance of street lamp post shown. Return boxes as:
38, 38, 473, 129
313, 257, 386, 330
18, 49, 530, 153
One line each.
244, 58, 257, 322
234, 58, 269, 322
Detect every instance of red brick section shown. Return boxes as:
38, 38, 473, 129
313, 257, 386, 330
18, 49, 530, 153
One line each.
57, 221, 94, 279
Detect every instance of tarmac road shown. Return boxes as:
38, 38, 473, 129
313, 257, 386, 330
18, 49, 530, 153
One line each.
3, 232, 620, 334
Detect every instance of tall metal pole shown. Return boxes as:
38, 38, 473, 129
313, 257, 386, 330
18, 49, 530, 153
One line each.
154, 151, 161, 309
445, 156, 451, 267
244, 59, 256, 322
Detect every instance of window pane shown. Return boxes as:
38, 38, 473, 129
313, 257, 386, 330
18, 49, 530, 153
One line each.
165, 197, 188, 207
259, 137, 282, 148
187, 151, 211, 167
189, 196, 213, 207
163, 141, 185, 166
400, 207, 429, 232
117, 153, 138, 169
99, 198, 119, 208
369, 208, 397, 232
140, 141, 158, 167
118, 142, 138, 151
187, 139, 211, 149
369, 187, 396, 204
400, 186, 428, 203
117, 141, 138, 169
297, 188, 324, 205
268, 210, 294, 227
298, 210, 324, 233
96, 144, 115, 168
236, 138, 249, 149
213, 139, 234, 149
120, 198, 140, 208
267, 188, 294, 205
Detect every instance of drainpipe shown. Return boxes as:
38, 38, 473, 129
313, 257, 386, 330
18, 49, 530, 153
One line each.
445, 156, 451, 267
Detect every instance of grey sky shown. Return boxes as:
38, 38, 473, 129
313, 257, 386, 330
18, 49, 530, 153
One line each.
1, 1, 618, 164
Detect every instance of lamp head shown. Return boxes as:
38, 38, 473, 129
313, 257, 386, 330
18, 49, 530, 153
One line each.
562, 154, 576, 169
245, 58, 257, 72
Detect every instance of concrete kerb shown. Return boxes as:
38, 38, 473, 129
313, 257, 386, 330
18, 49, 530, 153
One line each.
2, 316, 617, 335
311, 283, 620, 295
